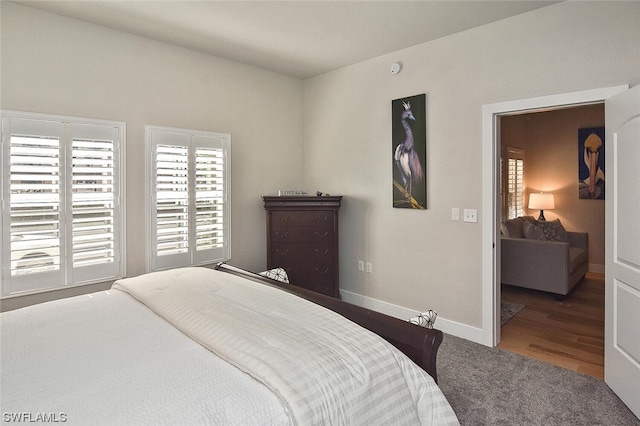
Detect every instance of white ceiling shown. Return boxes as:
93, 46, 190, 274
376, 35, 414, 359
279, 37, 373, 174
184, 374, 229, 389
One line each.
15, 1, 559, 79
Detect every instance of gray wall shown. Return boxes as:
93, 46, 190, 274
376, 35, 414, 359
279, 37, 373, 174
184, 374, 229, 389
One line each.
1, 2, 305, 309
302, 1, 640, 331
2, 2, 640, 338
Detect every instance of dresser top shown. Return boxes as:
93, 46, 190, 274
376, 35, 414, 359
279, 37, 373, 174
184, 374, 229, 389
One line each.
262, 195, 342, 209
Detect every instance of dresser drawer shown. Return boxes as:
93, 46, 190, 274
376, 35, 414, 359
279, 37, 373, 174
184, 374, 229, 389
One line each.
271, 227, 334, 243
270, 242, 333, 262
290, 276, 334, 296
276, 261, 333, 278
271, 210, 334, 227
273, 262, 335, 297
307, 280, 335, 296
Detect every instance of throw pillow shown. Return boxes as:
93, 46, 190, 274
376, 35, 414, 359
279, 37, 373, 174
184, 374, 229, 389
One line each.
523, 220, 543, 240
500, 222, 510, 237
504, 218, 524, 238
259, 267, 290, 283
537, 219, 569, 242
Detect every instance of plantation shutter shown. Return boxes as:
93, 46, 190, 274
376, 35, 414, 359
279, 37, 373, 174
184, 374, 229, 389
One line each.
69, 123, 121, 283
2, 113, 125, 297
3, 118, 65, 294
150, 130, 190, 270
193, 135, 227, 264
147, 127, 230, 272
506, 147, 525, 219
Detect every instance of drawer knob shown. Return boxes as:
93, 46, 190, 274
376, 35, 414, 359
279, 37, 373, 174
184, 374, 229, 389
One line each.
277, 216, 291, 223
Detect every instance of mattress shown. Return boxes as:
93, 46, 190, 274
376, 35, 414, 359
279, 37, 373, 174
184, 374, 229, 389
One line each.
1, 267, 458, 425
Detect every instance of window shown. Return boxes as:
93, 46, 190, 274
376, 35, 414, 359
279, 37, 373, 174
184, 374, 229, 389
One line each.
146, 126, 230, 271
1, 111, 125, 297
501, 147, 525, 220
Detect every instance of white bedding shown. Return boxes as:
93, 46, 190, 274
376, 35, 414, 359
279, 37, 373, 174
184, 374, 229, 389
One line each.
1, 267, 458, 425
1, 288, 289, 425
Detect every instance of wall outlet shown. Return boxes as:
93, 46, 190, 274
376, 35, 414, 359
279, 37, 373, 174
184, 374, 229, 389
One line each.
365, 262, 373, 273
358, 260, 365, 271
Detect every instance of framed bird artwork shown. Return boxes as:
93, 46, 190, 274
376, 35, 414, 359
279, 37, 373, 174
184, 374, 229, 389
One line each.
392, 94, 427, 209
578, 126, 605, 200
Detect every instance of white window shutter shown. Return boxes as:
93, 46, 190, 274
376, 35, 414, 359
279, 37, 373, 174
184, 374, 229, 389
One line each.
148, 129, 191, 271
3, 118, 65, 295
147, 127, 230, 272
69, 123, 122, 283
2, 112, 125, 297
506, 147, 525, 219
192, 135, 229, 265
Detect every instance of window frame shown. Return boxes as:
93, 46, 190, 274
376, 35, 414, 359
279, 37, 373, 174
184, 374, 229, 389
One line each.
1, 110, 126, 298
145, 125, 231, 272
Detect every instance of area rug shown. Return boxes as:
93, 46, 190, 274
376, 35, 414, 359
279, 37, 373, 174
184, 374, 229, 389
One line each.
500, 300, 524, 325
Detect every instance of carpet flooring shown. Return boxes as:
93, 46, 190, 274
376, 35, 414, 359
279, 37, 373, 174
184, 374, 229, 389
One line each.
437, 334, 639, 425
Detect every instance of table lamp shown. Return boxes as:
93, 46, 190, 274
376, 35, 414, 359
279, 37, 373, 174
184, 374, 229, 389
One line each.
528, 192, 555, 221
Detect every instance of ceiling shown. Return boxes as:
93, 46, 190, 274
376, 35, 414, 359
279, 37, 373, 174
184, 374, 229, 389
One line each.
15, 1, 559, 79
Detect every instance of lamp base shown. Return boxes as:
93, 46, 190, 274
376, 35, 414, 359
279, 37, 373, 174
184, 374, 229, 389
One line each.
537, 210, 546, 221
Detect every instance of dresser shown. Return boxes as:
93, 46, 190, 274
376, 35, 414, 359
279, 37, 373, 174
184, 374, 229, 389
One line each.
263, 196, 342, 298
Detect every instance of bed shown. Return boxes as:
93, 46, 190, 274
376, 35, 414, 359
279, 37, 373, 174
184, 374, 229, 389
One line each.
0, 263, 458, 425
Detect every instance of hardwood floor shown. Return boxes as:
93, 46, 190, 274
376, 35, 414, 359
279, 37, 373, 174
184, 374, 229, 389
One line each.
498, 273, 604, 379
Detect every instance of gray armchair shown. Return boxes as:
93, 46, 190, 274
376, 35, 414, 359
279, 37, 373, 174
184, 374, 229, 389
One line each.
500, 216, 589, 296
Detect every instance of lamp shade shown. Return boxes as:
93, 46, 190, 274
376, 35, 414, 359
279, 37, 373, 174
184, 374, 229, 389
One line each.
528, 192, 555, 210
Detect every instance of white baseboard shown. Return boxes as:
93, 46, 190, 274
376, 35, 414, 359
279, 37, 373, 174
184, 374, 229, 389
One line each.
589, 263, 605, 274
340, 290, 484, 345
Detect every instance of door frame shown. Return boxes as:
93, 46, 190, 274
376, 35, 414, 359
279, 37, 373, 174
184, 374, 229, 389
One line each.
481, 85, 629, 347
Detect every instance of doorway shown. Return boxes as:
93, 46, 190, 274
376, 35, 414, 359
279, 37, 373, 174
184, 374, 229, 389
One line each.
480, 85, 628, 348
495, 105, 606, 378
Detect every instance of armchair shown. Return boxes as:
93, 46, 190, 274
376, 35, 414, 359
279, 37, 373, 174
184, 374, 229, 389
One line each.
501, 216, 589, 296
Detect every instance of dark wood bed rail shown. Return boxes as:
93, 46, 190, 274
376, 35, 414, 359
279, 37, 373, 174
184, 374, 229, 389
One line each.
214, 262, 443, 382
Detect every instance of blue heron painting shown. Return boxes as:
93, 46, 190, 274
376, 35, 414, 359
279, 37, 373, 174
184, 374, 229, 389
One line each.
393, 94, 426, 209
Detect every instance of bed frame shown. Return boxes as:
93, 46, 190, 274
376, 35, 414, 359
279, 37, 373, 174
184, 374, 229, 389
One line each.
215, 262, 443, 382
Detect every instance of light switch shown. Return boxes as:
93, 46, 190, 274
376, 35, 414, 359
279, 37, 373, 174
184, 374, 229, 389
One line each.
464, 209, 478, 223
451, 208, 460, 221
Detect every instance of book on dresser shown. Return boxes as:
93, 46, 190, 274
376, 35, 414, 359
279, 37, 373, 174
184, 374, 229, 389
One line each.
262, 196, 342, 298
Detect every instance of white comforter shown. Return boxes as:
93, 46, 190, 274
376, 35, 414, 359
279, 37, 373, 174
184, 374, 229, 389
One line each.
1, 267, 458, 425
